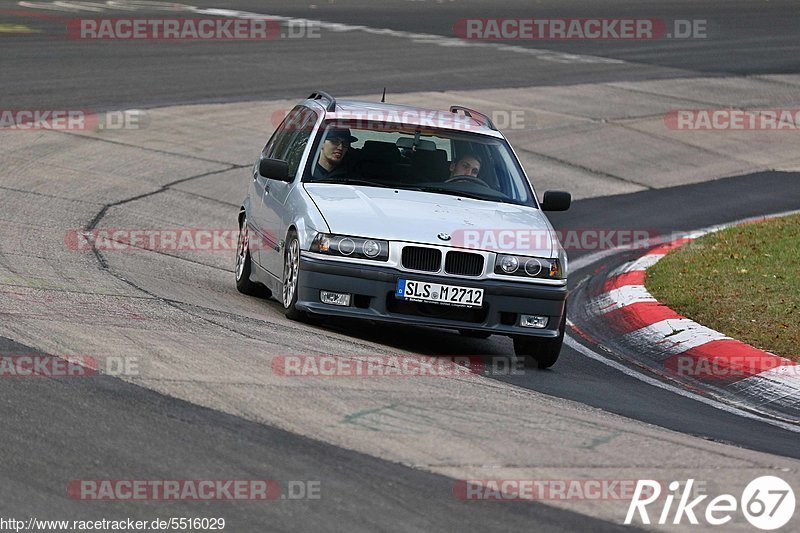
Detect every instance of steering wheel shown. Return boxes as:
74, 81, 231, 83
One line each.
444, 175, 488, 186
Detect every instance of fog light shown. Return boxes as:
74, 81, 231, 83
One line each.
520, 314, 548, 329
320, 291, 351, 306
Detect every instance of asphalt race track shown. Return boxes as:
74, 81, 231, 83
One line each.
1, 1, 799, 531
2, 0, 800, 109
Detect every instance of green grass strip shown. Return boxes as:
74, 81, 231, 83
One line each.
646, 214, 799, 361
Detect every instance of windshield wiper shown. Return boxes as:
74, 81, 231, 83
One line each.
415, 186, 494, 201
312, 178, 389, 188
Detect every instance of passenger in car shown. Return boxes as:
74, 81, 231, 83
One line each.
312, 128, 359, 180
449, 154, 482, 178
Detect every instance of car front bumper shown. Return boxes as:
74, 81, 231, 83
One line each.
296, 255, 567, 338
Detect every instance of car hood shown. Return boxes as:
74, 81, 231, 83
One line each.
304, 184, 555, 257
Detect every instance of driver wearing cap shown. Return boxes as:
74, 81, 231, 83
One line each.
313, 127, 358, 180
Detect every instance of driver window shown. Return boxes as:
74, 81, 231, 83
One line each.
263, 106, 305, 160
285, 109, 318, 177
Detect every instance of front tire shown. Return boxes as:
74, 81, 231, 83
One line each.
282, 231, 306, 321
513, 312, 566, 369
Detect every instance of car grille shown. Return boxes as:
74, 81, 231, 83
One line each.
444, 251, 484, 277
401, 246, 441, 272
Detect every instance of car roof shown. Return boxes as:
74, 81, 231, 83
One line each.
303, 97, 505, 138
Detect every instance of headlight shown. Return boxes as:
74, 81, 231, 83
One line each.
494, 254, 562, 280
498, 255, 519, 273
310, 233, 389, 261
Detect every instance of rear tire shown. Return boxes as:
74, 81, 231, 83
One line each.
513, 312, 566, 369
236, 216, 268, 297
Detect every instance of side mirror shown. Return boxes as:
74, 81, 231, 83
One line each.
541, 191, 571, 211
259, 158, 291, 182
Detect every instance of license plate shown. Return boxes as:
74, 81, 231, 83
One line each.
395, 279, 484, 308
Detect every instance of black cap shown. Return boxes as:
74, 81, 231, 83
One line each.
326, 128, 358, 143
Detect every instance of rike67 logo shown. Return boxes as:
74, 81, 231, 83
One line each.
625, 477, 795, 530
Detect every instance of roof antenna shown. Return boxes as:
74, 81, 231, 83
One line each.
381, 87, 386, 103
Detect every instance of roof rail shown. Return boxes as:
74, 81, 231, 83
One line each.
449, 105, 498, 131
308, 91, 337, 112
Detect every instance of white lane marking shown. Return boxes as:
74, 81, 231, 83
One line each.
53, 1, 107, 11
564, 335, 800, 433
190, 7, 625, 65
107, 0, 194, 9
621, 318, 730, 355
13, 2, 629, 64
18, 1, 81, 10
729, 369, 800, 410
18, 0, 194, 11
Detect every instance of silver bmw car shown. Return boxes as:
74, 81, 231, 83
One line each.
236, 91, 571, 368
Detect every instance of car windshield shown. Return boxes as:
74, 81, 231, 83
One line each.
304, 121, 535, 206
